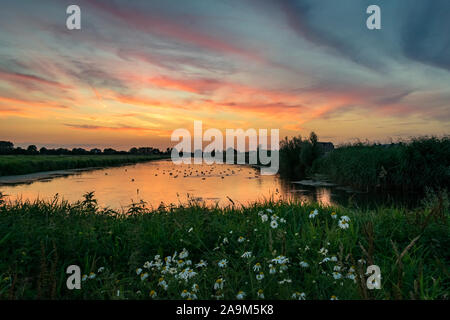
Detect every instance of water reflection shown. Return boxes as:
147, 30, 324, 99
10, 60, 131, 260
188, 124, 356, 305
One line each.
0, 160, 417, 210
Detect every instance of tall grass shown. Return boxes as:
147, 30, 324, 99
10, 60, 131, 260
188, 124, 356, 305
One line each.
0, 191, 447, 300
0, 154, 169, 176
316, 137, 450, 192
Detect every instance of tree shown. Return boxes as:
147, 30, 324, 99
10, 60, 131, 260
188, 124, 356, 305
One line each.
103, 148, 117, 155
0, 141, 14, 154
89, 148, 102, 154
27, 145, 38, 154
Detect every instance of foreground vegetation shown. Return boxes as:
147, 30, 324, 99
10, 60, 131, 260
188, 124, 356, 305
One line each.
0, 154, 169, 176
280, 135, 449, 192
0, 190, 448, 300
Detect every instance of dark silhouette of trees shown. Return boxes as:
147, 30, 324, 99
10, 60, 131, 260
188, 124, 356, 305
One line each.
0, 141, 170, 156
0, 141, 14, 154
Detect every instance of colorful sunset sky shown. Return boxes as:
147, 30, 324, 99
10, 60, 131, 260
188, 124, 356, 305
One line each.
0, 0, 449, 150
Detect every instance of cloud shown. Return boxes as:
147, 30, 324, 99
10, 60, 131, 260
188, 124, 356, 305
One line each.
64, 123, 164, 134
400, 0, 450, 71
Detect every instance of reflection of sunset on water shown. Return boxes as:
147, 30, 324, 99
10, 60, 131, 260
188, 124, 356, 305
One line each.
0, 160, 342, 210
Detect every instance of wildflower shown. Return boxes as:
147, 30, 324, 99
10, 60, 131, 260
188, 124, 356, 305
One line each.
358, 259, 366, 264
136, 268, 143, 275
349, 266, 356, 273
143, 261, 150, 269
271, 214, 279, 221
258, 211, 264, 216
309, 209, 319, 219
330, 256, 338, 262
292, 292, 306, 300
176, 268, 197, 281
149, 290, 157, 298
238, 236, 245, 243
241, 251, 252, 258
266, 208, 273, 213
253, 263, 262, 272
179, 248, 189, 259
181, 289, 190, 298
176, 259, 185, 267
256, 272, 264, 281
97, 267, 105, 273
269, 264, 276, 274
270, 220, 278, 229
261, 214, 268, 222
214, 278, 224, 290
332, 272, 342, 280
333, 265, 341, 272
218, 259, 228, 268
189, 292, 198, 300
116, 290, 120, 297
188, 227, 193, 233
195, 260, 208, 268
271, 255, 289, 265
331, 212, 337, 219
158, 277, 167, 288
140, 272, 149, 281
257, 289, 264, 299
278, 279, 292, 284
338, 219, 349, 229
340, 216, 350, 222
222, 237, 229, 244
347, 273, 356, 280
236, 291, 246, 299
330, 295, 338, 300
280, 263, 288, 271
299, 261, 309, 268
88, 272, 96, 279
319, 248, 328, 256
320, 257, 331, 264
82, 274, 87, 281
192, 284, 199, 292
185, 260, 192, 266
280, 218, 286, 223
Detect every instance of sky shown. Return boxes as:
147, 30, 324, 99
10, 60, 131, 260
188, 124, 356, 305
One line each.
0, 0, 449, 150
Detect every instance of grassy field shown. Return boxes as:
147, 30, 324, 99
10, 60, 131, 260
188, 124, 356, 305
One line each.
0, 154, 170, 176
0, 191, 448, 300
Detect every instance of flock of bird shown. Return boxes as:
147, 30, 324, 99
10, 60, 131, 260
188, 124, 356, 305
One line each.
125, 165, 259, 182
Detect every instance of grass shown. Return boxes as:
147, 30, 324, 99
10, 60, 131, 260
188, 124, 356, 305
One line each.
0, 154, 169, 176
0, 190, 448, 300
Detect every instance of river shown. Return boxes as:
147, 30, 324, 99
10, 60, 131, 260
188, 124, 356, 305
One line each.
0, 159, 417, 210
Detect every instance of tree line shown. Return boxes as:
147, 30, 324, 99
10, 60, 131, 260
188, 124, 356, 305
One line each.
0, 141, 172, 156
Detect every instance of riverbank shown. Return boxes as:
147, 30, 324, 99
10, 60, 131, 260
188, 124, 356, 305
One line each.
0, 154, 170, 177
0, 191, 447, 300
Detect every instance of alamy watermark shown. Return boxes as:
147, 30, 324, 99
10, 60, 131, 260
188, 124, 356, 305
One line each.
170, 121, 279, 175
66, 4, 381, 31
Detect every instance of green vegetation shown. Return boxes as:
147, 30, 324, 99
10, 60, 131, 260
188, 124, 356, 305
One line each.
0, 155, 169, 176
280, 135, 450, 192
316, 137, 450, 192
0, 190, 447, 300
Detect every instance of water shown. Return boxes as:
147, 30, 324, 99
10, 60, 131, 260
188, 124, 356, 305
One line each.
0, 160, 417, 210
